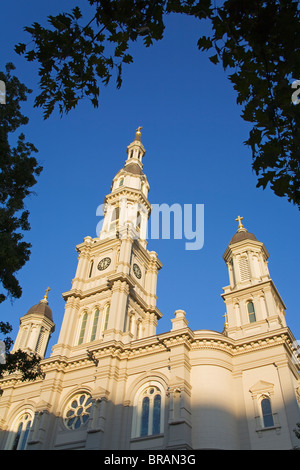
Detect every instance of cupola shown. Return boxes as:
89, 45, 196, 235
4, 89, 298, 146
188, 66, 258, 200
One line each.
12, 288, 55, 358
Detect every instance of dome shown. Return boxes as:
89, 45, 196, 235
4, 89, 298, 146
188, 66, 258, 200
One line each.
124, 162, 144, 175
229, 229, 257, 245
25, 300, 53, 322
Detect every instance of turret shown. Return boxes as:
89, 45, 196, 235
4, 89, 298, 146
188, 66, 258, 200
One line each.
222, 217, 286, 339
12, 288, 55, 358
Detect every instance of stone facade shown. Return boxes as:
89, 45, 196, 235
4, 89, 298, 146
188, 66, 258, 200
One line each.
0, 130, 299, 450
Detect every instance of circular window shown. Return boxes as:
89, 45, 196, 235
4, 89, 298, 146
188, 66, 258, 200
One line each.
133, 263, 141, 279
64, 393, 93, 430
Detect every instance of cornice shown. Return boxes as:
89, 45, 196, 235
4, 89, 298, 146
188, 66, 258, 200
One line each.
62, 280, 110, 301
105, 188, 151, 212
132, 239, 162, 267
1, 327, 297, 388
76, 236, 121, 255
223, 239, 269, 262
129, 286, 162, 318
221, 278, 287, 309
108, 272, 135, 289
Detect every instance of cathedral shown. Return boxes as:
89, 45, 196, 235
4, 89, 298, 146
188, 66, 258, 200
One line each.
0, 129, 299, 451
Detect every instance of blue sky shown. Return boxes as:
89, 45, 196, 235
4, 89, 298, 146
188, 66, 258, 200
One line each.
1, 1, 300, 354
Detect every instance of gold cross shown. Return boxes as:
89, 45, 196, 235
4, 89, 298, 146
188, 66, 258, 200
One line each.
235, 215, 244, 230
136, 126, 142, 135
223, 312, 229, 328
44, 287, 51, 300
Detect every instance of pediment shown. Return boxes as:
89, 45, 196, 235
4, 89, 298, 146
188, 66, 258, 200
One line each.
249, 380, 274, 395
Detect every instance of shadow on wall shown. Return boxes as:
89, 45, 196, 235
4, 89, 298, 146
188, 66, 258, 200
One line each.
0, 396, 299, 450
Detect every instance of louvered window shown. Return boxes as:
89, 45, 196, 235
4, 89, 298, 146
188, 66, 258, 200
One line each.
239, 257, 250, 281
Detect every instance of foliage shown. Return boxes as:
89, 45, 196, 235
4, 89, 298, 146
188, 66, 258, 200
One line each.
198, 0, 300, 208
15, 1, 170, 119
0, 63, 42, 304
14, 1, 300, 205
0, 64, 42, 381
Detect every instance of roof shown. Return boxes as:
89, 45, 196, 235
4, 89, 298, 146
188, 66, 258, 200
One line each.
124, 162, 144, 175
229, 230, 257, 245
25, 301, 53, 322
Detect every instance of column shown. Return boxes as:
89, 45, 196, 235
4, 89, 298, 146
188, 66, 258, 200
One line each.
104, 280, 130, 341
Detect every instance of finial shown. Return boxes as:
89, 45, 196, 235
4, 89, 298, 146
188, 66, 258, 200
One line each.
235, 215, 245, 232
135, 126, 142, 141
41, 287, 51, 303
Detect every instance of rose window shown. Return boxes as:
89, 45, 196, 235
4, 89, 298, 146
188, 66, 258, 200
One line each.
64, 393, 93, 430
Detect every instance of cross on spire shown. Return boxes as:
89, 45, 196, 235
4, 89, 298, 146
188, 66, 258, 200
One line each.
135, 126, 142, 141
44, 287, 51, 301
235, 215, 244, 231
223, 312, 229, 329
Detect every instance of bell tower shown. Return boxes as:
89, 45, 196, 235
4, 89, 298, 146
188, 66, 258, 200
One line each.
221, 217, 286, 339
52, 129, 162, 358
99, 126, 150, 247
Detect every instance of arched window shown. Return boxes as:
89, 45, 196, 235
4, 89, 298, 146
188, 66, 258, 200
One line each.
134, 385, 163, 438
110, 206, 120, 232
78, 312, 88, 345
136, 211, 141, 230
35, 327, 45, 354
103, 304, 110, 331
88, 260, 94, 278
19, 328, 28, 349
152, 394, 161, 434
90, 309, 100, 341
247, 301, 256, 323
234, 303, 241, 327
7, 412, 33, 450
119, 178, 124, 187
141, 396, 149, 437
261, 396, 274, 428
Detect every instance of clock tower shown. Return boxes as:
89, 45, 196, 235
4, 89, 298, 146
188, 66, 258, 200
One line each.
52, 128, 162, 358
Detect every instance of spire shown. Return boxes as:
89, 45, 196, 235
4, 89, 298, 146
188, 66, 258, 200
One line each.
126, 126, 146, 166
99, 128, 150, 244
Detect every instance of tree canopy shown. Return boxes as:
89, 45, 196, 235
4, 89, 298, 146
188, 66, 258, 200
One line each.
0, 63, 42, 304
15, 0, 300, 208
0, 63, 43, 381
0, 0, 299, 381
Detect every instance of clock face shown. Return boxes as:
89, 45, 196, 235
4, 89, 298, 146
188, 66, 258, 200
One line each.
133, 263, 141, 279
97, 257, 111, 271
